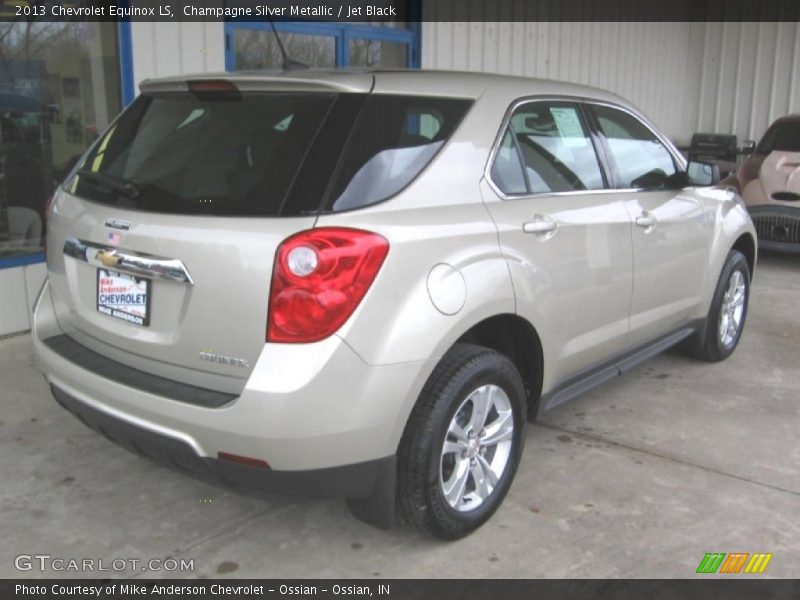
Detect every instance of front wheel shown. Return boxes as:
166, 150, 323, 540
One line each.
397, 344, 526, 540
683, 250, 751, 362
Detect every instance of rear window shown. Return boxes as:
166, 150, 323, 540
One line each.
67, 90, 472, 217
69, 92, 336, 216
757, 120, 800, 153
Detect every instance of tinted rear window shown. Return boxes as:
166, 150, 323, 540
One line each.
69, 92, 336, 216
68, 91, 472, 217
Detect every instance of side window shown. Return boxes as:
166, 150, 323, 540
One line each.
490, 129, 527, 195
328, 95, 472, 211
497, 101, 606, 194
591, 105, 677, 189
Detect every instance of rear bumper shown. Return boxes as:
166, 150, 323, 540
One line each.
51, 384, 394, 500
33, 280, 436, 475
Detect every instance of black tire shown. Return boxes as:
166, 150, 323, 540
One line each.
397, 343, 526, 540
683, 250, 750, 362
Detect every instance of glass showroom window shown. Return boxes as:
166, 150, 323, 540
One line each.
227, 21, 418, 70
234, 30, 337, 69
0, 22, 122, 262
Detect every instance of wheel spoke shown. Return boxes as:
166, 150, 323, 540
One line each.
481, 410, 514, 446
476, 455, 499, 487
443, 459, 470, 507
730, 287, 745, 307
468, 386, 494, 432
719, 314, 729, 341
442, 440, 467, 455
727, 274, 738, 297
471, 460, 493, 500
448, 421, 468, 442
727, 318, 739, 339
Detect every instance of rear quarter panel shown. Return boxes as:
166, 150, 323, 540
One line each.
315, 87, 519, 367
317, 200, 515, 367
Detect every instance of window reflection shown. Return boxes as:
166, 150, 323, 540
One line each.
234, 30, 335, 69
513, 105, 605, 192
348, 39, 407, 68
592, 105, 677, 189
0, 21, 121, 258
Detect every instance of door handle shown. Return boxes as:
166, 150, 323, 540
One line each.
635, 211, 657, 230
523, 215, 558, 235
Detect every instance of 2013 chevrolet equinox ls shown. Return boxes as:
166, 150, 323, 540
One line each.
33, 70, 756, 540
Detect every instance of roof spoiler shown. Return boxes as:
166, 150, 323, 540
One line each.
139, 73, 374, 95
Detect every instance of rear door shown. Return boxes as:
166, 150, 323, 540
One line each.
46, 81, 368, 391
482, 99, 634, 387
588, 103, 709, 346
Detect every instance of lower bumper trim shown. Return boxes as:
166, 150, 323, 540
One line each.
50, 384, 395, 502
44, 334, 237, 408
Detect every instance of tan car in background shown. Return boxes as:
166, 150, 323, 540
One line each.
33, 70, 756, 539
724, 114, 800, 251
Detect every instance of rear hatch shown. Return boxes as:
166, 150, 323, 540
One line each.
46, 75, 372, 391
45, 73, 474, 393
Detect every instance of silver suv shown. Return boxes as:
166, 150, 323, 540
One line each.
33, 70, 756, 540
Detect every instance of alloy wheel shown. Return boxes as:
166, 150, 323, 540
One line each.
439, 384, 514, 512
718, 270, 746, 347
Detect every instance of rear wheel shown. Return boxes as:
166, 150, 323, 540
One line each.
683, 250, 750, 362
397, 344, 526, 540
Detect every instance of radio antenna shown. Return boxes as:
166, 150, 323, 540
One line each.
268, 18, 309, 71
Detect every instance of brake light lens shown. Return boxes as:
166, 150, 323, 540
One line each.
267, 228, 389, 343
187, 80, 238, 94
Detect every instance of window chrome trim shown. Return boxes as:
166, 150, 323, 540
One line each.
483, 95, 688, 202
63, 238, 194, 286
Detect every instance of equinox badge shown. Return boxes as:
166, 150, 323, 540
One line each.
199, 351, 249, 368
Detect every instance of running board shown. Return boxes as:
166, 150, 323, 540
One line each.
537, 325, 698, 415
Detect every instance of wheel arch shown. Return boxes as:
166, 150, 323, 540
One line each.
731, 232, 756, 278
701, 196, 757, 316
453, 313, 544, 420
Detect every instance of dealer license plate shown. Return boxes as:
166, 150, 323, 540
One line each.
96, 268, 151, 327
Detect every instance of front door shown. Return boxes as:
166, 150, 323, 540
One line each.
589, 103, 709, 346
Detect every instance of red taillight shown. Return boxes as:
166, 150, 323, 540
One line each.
267, 228, 389, 343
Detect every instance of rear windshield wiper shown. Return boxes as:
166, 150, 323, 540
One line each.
76, 169, 140, 199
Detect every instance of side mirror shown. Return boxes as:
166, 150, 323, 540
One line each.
740, 140, 756, 155
686, 160, 721, 186
631, 168, 669, 190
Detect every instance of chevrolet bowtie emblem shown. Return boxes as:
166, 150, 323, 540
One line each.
96, 250, 121, 268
